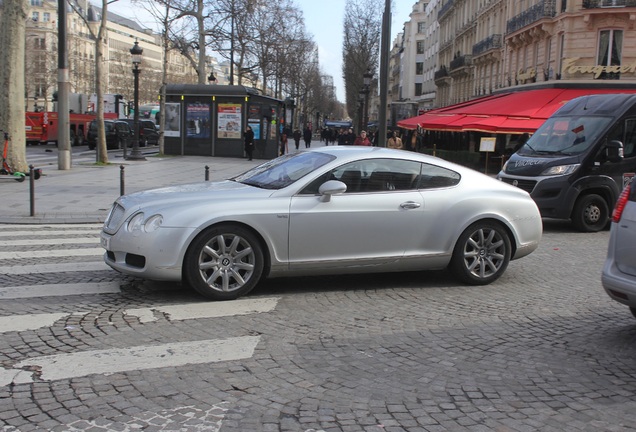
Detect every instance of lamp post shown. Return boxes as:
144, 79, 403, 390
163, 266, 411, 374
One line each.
208, 71, 217, 84
363, 69, 373, 133
127, 40, 146, 161
358, 91, 365, 134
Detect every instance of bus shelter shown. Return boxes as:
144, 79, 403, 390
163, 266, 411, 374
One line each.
163, 84, 284, 159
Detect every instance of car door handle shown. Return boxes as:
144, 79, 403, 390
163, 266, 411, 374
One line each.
400, 201, 421, 209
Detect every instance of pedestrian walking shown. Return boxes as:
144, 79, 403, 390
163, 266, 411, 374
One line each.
354, 130, 372, 146
293, 128, 302, 150
303, 126, 312, 148
280, 132, 289, 155
244, 125, 254, 160
387, 131, 404, 149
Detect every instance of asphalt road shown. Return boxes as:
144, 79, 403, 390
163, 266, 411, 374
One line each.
0, 221, 635, 432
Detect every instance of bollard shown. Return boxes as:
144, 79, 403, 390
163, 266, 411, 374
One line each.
120, 165, 125, 196
205, 165, 209, 181
29, 165, 35, 217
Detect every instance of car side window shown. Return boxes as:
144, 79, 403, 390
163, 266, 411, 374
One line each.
415, 163, 461, 189
623, 118, 636, 158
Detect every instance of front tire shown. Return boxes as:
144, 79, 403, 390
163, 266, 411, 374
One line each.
184, 224, 264, 301
450, 221, 511, 285
571, 194, 609, 232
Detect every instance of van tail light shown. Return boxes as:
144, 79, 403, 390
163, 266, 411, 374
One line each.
612, 184, 631, 223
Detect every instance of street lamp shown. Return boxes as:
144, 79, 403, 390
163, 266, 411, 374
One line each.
208, 71, 217, 84
358, 90, 365, 134
363, 69, 373, 133
127, 40, 145, 161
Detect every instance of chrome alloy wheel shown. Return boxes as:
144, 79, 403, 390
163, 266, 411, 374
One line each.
197, 233, 256, 293
461, 227, 506, 279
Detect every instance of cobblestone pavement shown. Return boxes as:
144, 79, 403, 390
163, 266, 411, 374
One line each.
1, 221, 636, 432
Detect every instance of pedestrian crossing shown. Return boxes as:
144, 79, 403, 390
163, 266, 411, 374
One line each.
0, 223, 279, 396
26, 148, 100, 168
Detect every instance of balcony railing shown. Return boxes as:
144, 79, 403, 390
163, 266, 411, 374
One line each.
583, 0, 636, 7
506, 0, 556, 34
450, 55, 472, 71
472, 34, 503, 56
438, 0, 454, 20
434, 66, 449, 80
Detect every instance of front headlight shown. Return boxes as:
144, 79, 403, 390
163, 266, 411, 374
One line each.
541, 164, 580, 176
144, 214, 163, 232
127, 212, 145, 233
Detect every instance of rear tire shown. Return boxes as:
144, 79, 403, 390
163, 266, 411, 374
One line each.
184, 224, 264, 301
571, 194, 609, 232
450, 221, 511, 285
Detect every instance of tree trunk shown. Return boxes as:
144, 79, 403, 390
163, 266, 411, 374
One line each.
95, 0, 109, 164
0, 0, 29, 173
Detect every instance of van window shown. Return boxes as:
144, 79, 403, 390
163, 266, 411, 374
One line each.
624, 119, 636, 158
523, 116, 612, 156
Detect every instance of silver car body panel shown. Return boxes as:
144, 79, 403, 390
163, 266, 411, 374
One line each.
602, 198, 636, 306
101, 147, 542, 282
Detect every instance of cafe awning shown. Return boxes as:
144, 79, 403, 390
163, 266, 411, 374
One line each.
399, 87, 636, 134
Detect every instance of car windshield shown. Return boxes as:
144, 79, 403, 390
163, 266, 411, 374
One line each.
520, 116, 612, 156
233, 152, 335, 190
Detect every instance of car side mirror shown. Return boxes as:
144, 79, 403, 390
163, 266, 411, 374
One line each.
318, 180, 347, 202
606, 140, 624, 163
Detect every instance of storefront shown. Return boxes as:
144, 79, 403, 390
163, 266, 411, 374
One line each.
163, 84, 284, 159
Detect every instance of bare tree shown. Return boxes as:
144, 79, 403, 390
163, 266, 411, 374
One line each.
0, 0, 29, 173
342, 0, 382, 119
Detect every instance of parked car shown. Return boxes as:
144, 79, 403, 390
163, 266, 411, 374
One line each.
602, 181, 636, 317
87, 120, 133, 150
100, 147, 543, 301
120, 119, 159, 147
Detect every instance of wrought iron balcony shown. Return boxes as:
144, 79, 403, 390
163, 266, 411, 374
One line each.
472, 34, 503, 56
583, 0, 636, 6
450, 55, 472, 71
506, 0, 556, 34
438, 0, 454, 20
434, 66, 449, 80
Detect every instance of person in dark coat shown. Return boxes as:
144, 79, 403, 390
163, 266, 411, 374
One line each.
244, 125, 254, 160
292, 128, 302, 150
344, 128, 356, 146
303, 126, 312, 148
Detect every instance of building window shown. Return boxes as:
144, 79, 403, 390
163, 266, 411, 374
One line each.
30, 0, 42, 5
416, 41, 424, 55
416, 62, 423, 75
43, 12, 50, 22
417, 22, 425, 33
415, 83, 423, 96
597, 29, 622, 79
32, 11, 39, 21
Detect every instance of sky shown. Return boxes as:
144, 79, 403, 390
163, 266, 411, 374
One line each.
105, 0, 414, 102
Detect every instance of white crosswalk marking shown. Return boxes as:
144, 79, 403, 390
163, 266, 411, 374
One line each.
0, 222, 279, 401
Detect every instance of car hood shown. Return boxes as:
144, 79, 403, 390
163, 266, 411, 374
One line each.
117, 180, 271, 210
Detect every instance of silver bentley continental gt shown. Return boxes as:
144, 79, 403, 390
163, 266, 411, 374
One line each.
101, 147, 542, 301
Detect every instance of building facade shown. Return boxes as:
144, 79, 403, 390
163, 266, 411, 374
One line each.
24, 0, 197, 113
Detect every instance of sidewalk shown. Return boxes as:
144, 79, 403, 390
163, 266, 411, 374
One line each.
0, 154, 260, 224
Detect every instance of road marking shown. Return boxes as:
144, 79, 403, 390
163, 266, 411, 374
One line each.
0, 312, 87, 333
0, 229, 100, 237
0, 248, 103, 260
0, 238, 98, 247
125, 297, 280, 323
0, 261, 110, 275
11, 336, 260, 383
0, 224, 103, 229
0, 282, 120, 299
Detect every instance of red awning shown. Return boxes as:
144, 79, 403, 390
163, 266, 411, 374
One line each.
398, 87, 636, 133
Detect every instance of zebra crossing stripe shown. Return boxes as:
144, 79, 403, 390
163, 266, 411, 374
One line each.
0, 248, 104, 260
0, 261, 110, 275
0, 238, 98, 247
0, 224, 103, 229
11, 336, 261, 383
0, 282, 120, 299
0, 312, 86, 333
0, 229, 100, 238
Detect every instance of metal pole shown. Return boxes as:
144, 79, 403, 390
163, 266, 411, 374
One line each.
57, 0, 71, 169
205, 165, 209, 181
378, 0, 391, 147
120, 165, 125, 196
29, 165, 35, 216
127, 64, 145, 160
230, 0, 235, 85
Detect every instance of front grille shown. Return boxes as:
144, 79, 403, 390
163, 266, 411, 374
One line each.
500, 177, 537, 194
104, 202, 125, 232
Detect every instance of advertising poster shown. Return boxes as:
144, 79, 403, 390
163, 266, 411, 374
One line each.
249, 121, 261, 140
218, 103, 242, 139
186, 103, 210, 138
164, 103, 181, 137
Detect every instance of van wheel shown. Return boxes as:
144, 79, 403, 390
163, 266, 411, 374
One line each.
572, 194, 609, 232
630, 307, 636, 319
571, 194, 609, 232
